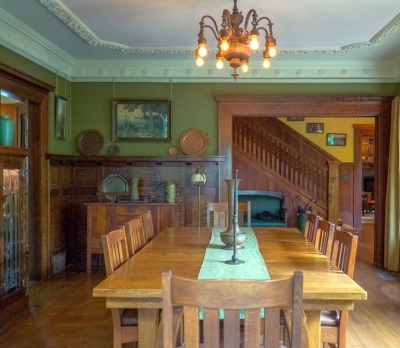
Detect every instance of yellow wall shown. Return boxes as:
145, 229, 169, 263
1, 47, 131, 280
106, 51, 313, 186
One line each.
278, 117, 375, 162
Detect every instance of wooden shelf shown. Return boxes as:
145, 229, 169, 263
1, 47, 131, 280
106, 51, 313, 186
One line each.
45, 154, 225, 166
0, 146, 30, 157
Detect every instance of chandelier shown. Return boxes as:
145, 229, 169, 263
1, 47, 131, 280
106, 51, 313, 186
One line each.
195, 0, 277, 80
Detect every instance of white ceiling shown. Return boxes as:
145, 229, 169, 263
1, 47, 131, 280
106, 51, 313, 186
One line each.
1, 0, 400, 82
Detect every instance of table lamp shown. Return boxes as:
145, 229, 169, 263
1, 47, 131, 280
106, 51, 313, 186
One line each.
191, 166, 206, 227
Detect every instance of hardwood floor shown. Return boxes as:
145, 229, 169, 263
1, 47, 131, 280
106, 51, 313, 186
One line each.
347, 220, 400, 347
0, 222, 399, 347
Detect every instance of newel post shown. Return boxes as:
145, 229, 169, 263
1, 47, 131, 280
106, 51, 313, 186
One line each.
327, 160, 341, 224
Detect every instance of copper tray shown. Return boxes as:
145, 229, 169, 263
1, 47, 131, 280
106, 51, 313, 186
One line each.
76, 129, 104, 156
179, 128, 208, 156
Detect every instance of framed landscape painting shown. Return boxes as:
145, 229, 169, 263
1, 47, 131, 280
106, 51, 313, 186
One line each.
326, 133, 347, 146
112, 99, 171, 142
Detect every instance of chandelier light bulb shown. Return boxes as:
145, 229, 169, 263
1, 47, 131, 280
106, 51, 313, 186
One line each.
269, 46, 277, 58
250, 37, 259, 50
262, 58, 271, 69
220, 39, 230, 52
216, 59, 224, 70
195, 1, 276, 80
198, 45, 208, 58
196, 57, 205, 67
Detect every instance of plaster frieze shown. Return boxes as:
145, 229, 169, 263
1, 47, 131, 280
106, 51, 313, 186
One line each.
0, 3, 399, 82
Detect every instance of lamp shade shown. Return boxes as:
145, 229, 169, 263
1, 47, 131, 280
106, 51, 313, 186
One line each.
191, 166, 206, 185
191, 173, 206, 185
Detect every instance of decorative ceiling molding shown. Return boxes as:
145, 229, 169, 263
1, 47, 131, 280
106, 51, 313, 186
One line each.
342, 12, 400, 52
39, 0, 400, 57
0, 4, 399, 82
39, 0, 190, 54
0, 7, 74, 76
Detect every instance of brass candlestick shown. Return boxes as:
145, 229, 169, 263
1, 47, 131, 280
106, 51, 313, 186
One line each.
225, 170, 244, 264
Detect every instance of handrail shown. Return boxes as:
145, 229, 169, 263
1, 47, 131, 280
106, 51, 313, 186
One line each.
233, 117, 333, 207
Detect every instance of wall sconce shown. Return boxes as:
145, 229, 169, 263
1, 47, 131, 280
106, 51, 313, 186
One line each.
191, 166, 206, 227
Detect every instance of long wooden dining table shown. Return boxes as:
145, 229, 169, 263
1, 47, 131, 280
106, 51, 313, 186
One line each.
93, 227, 367, 348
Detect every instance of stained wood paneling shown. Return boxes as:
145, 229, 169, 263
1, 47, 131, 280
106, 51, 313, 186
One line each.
47, 157, 224, 268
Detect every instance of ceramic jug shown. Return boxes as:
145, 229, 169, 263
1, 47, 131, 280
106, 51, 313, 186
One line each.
130, 177, 140, 201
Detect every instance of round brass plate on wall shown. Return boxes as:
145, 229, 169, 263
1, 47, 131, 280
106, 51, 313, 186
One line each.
76, 129, 104, 156
179, 128, 208, 156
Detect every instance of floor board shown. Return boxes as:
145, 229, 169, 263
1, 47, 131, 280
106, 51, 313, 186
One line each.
0, 222, 399, 347
347, 221, 400, 348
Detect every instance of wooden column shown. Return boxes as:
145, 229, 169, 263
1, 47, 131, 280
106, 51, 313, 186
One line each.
328, 160, 341, 224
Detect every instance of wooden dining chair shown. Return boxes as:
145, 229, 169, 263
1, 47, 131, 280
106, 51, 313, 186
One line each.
314, 219, 335, 259
125, 217, 145, 257
361, 192, 372, 215
303, 213, 320, 244
156, 269, 309, 348
102, 228, 138, 348
206, 201, 251, 228
320, 229, 358, 348
141, 209, 155, 242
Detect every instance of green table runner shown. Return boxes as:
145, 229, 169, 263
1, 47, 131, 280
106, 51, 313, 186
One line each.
198, 227, 269, 280
197, 228, 269, 319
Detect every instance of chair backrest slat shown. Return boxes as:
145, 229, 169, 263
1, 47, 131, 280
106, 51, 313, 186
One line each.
206, 201, 251, 228
330, 229, 358, 278
102, 227, 129, 276
141, 210, 155, 242
161, 269, 306, 348
315, 219, 336, 259
304, 213, 320, 244
125, 217, 145, 257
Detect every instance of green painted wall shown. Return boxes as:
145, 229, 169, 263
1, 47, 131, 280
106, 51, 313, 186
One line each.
0, 45, 72, 154
1, 44, 399, 157
71, 82, 397, 156
279, 117, 375, 162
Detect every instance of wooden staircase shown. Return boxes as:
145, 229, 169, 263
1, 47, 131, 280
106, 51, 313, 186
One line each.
232, 117, 341, 227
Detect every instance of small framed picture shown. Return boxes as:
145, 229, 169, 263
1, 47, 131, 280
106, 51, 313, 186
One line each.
112, 99, 171, 142
55, 96, 67, 140
326, 133, 347, 146
287, 116, 305, 121
306, 123, 324, 133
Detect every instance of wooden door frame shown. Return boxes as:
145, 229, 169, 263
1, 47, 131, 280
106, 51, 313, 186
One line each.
354, 124, 375, 230
0, 63, 53, 280
216, 95, 392, 266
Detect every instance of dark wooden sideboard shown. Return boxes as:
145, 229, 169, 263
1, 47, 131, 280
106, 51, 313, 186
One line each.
86, 202, 178, 272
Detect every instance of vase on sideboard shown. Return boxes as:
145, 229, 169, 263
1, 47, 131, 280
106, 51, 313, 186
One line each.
0, 115, 14, 146
130, 177, 140, 201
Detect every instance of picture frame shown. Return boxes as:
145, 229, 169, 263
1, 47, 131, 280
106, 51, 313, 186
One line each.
112, 99, 171, 142
55, 96, 67, 140
287, 116, 305, 121
306, 122, 324, 133
326, 133, 347, 146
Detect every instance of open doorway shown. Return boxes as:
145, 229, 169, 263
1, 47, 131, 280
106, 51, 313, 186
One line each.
355, 124, 375, 226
